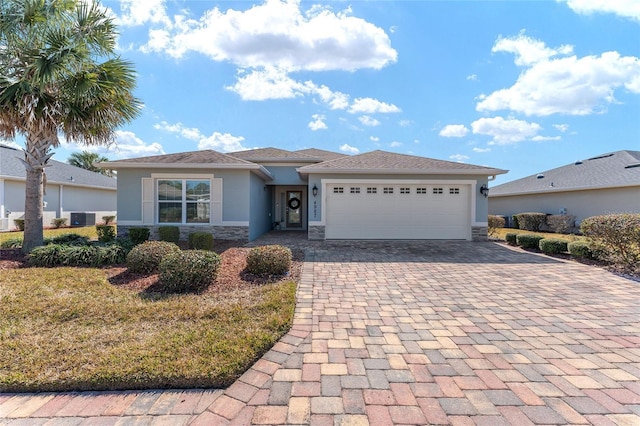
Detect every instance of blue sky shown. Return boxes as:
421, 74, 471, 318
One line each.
4, 0, 640, 185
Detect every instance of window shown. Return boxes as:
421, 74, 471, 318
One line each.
416, 187, 427, 194
158, 179, 210, 224
449, 187, 460, 195
383, 187, 394, 194
350, 187, 361, 194
400, 187, 410, 194
333, 187, 344, 194
367, 187, 377, 194
432, 187, 443, 194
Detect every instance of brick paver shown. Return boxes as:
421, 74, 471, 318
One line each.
2, 238, 639, 425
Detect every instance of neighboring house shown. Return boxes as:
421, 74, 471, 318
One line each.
0, 144, 117, 231
489, 150, 640, 225
101, 147, 507, 241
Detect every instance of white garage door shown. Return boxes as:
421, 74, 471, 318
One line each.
325, 183, 470, 240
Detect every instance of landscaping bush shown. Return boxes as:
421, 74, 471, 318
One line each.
246, 245, 292, 276
158, 226, 180, 243
513, 213, 547, 232
188, 232, 214, 250
568, 241, 593, 259
102, 215, 116, 225
511, 215, 519, 229
128, 227, 150, 245
1, 237, 23, 248
96, 225, 116, 243
29, 243, 128, 267
13, 219, 25, 231
114, 236, 136, 254
126, 241, 181, 274
51, 218, 67, 229
505, 233, 518, 245
539, 238, 568, 255
546, 214, 576, 234
581, 214, 640, 268
95, 243, 128, 265
516, 234, 545, 249
60, 245, 99, 266
488, 215, 506, 236
45, 234, 90, 246
159, 250, 222, 293
29, 244, 66, 267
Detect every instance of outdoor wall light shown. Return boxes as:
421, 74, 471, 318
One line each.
312, 184, 318, 197
479, 184, 489, 198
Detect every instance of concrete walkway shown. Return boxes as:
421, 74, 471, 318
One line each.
1, 240, 639, 425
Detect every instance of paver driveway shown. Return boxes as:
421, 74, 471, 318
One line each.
2, 241, 639, 425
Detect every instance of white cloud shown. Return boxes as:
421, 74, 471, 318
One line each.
340, 144, 359, 154
439, 124, 469, 138
473, 147, 491, 153
449, 154, 470, 162
308, 114, 328, 131
111, 131, 165, 158
226, 67, 310, 101
315, 85, 350, 110
493, 33, 573, 66
390, 141, 402, 148
562, 0, 640, 22
467, 74, 478, 81
471, 116, 542, 145
553, 124, 570, 132
112, 0, 171, 27
532, 135, 562, 141
398, 119, 412, 127
370, 136, 379, 142
155, 121, 247, 152
358, 115, 381, 127
139, 0, 397, 72
478, 43, 640, 116
348, 98, 401, 114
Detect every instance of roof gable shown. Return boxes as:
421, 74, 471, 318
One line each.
490, 150, 640, 196
103, 149, 254, 165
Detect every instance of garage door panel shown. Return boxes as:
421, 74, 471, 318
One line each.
325, 184, 470, 240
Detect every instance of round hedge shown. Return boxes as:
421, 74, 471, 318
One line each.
159, 250, 221, 293
515, 234, 545, 249
539, 238, 568, 255
246, 245, 292, 276
126, 241, 181, 274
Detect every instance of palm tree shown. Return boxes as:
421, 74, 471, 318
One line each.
68, 150, 113, 177
0, 0, 141, 252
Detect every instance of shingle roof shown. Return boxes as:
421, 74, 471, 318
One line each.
490, 150, 640, 196
297, 150, 507, 175
229, 147, 317, 162
103, 149, 255, 165
294, 148, 347, 161
0, 144, 116, 189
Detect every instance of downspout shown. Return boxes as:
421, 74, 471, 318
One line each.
59, 184, 64, 218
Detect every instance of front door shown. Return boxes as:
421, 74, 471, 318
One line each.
286, 191, 302, 228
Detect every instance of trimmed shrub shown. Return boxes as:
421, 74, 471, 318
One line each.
46, 234, 90, 246
61, 245, 99, 266
546, 214, 576, 234
128, 227, 150, 245
96, 225, 116, 243
102, 215, 116, 225
246, 245, 292, 276
126, 241, 181, 274
539, 238, 568, 255
13, 219, 25, 231
159, 250, 222, 293
568, 241, 593, 259
488, 215, 506, 236
95, 244, 128, 265
51, 218, 67, 229
114, 237, 135, 254
513, 213, 547, 232
505, 233, 518, 245
1, 237, 23, 248
516, 234, 544, 249
29, 244, 66, 267
29, 243, 127, 267
511, 215, 519, 230
581, 214, 640, 268
158, 226, 180, 243
188, 232, 214, 250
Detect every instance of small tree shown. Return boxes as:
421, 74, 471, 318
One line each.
68, 151, 113, 176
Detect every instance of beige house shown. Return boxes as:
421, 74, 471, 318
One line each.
489, 150, 640, 225
0, 144, 117, 231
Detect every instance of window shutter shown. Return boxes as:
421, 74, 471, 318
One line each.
141, 178, 154, 224
211, 178, 222, 225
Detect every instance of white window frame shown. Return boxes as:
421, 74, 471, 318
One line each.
157, 178, 211, 224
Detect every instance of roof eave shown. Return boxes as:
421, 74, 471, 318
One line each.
297, 167, 508, 176
490, 182, 640, 197
97, 162, 274, 181
0, 175, 116, 190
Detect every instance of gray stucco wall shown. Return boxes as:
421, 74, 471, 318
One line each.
306, 174, 490, 223
489, 186, 640, 224
263, 166, 307, 186
249, 173, 272, 240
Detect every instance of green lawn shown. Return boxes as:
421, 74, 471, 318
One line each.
0, 226, 98, 244
0, 267, 296, 391
491, 227, 585, 242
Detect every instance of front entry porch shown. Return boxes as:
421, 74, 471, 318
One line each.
270, 185, 307, 231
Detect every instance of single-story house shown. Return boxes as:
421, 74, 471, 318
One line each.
0, 144, 117, 231
101, 147, 507, 241
489, 150, 640, 225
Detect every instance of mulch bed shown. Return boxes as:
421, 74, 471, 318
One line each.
0, 241, 304, 293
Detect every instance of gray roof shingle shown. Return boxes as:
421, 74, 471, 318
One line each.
229, 147, 317, 162
0, 144, 116, 189
297, 150, 507, 175
294, 148, 347, 161
103, 149, 255, 165
490, 150, 640, 196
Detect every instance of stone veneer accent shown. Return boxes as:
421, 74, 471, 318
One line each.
117, 225, 249, 241
308, 225, 325, 240
472, 226, 488, 241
